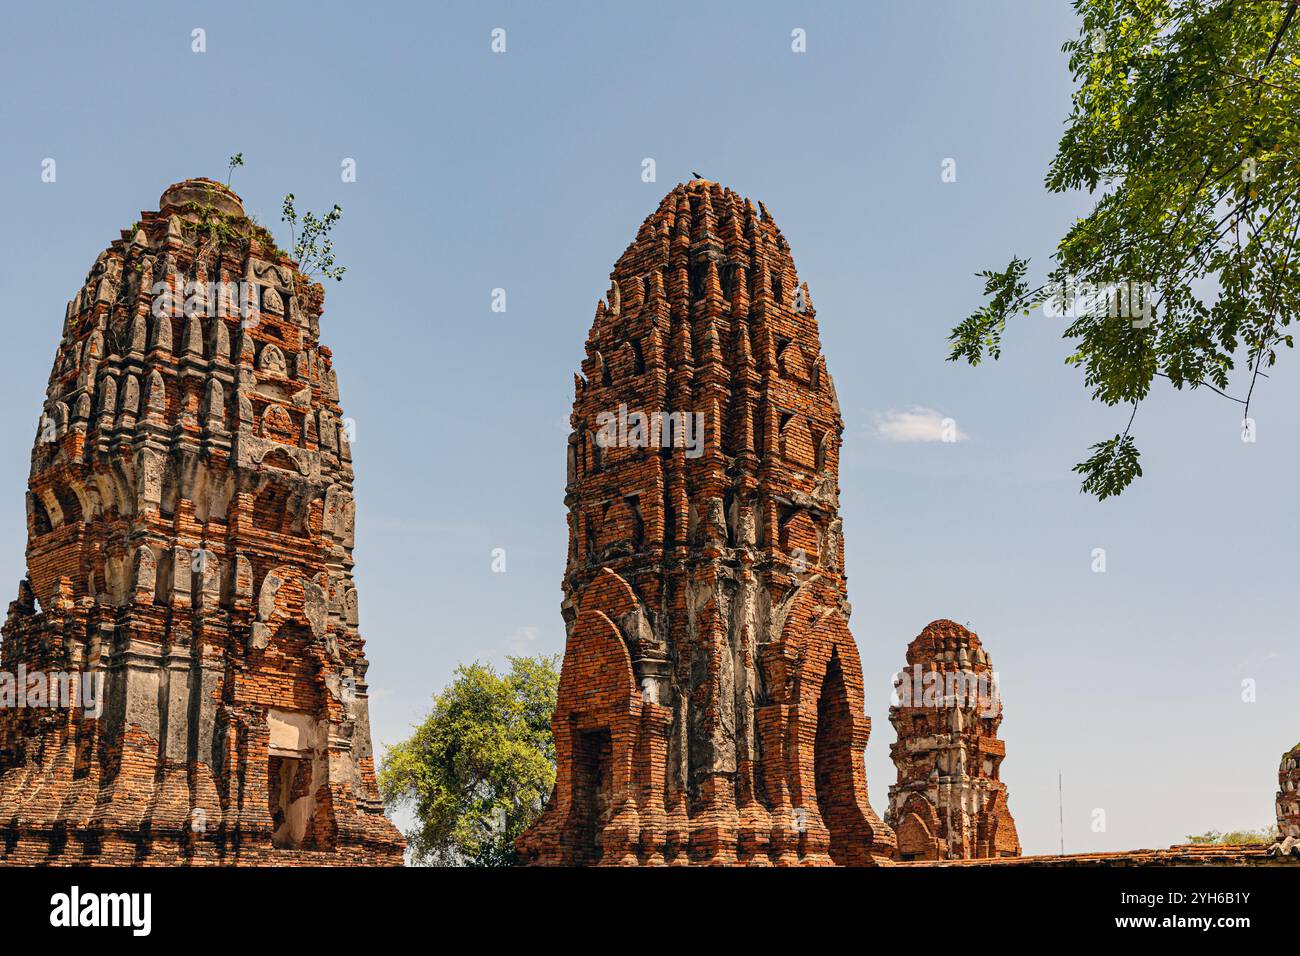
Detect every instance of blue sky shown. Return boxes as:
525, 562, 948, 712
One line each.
1, 0, 1295, 855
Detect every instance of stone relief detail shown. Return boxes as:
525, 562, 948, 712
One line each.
204, 379, 225, 429
258, 343, 287, 376
261, 286, 284, 316
132, 545, 156, 602
120, 375, 140, 416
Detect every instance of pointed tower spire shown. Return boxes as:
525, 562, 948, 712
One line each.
521, 178, 892, 867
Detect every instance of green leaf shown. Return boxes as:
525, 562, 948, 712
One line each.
1073, 433, 1143, 500
949, 0, 1300, 498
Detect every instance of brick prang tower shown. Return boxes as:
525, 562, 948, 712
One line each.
1272, 743, 1300, 857
0, 179, 404, 865
518, 179, 895, 866
887, 619, 1020, 861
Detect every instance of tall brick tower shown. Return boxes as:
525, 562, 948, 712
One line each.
0, 179, 404, 865
887, 619, 1019, 860
517, 179, 894, 866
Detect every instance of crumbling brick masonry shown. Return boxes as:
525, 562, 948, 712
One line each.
517, 179, 894, 865
1272, 742, 1300, 857
887, 619, 1020, 861
0, 179, 404, 865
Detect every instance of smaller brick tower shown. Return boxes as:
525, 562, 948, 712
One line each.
887, 620, 1019, 861
1272, 743, 1300, 856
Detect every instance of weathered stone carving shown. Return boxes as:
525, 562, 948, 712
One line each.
150, 311, 172, 353
183, 313, 204, 357
304, 576, 328, 640
262, 287, 284, 316
145, 368, 166, 414
120, 375, 140, 416
97, 374, 117, 429
209, 315, 230, 361
129, 314, 147, 354
132, 545, 156, 603
203, 379, 225, 429
258, 343, 287, 376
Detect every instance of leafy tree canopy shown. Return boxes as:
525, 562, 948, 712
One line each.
281, 193, 347, 282
949, 0, 1299, 498
379, 655, 558, 866
226, 152, 243, 187
1186, 825, 1280, 844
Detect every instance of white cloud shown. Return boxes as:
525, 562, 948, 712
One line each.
873, 407, 968, 443
506, 625, 540, 655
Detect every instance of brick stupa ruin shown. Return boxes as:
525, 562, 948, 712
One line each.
517, 179, 895, 865
1272, 742, 1300, 857
887, 620, 1020, 861
0, 179, 404, 865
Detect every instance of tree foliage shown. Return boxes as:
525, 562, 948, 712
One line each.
1186, 825, 1280, 844
378, 655, 559, 866
950, 0, 1300, 496
226, 152, 243, 187
280, 194, 347, 282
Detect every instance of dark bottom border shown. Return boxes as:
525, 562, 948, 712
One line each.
0, 862, 1286, 942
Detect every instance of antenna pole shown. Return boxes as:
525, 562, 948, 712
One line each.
1058, 771, 1064, 855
